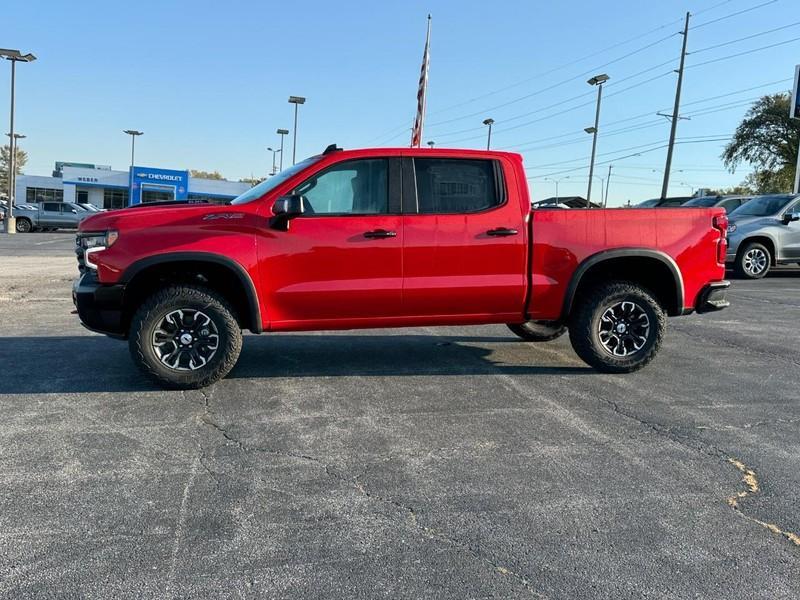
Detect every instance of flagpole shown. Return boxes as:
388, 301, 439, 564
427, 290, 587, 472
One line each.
411, 15, 431, 147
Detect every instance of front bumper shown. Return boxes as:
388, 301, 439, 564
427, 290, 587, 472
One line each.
695, 280, 730, 314
72, 272, 127, 337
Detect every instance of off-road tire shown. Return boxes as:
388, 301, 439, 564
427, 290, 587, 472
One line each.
15, 218, 32, 233
735, 241, 770, 279
507, 321, 567, 342
129, 285, 243, 389
569, 281, 665, 374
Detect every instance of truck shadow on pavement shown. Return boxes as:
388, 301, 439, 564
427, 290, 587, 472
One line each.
0, 333, 591, 395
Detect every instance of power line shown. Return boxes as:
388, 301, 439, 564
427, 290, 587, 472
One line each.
688, 36, 800, 69
690, 20, 800, 54
691, 0, 778, 29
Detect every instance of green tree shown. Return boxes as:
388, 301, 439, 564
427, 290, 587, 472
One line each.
0, 144, 28, 196
190, 169, 224, 180
722, 93, 800, 194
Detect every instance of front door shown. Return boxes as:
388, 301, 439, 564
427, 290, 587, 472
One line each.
781, 198, 800, 259
258, 157, 404, 328
401, 156, 528, 319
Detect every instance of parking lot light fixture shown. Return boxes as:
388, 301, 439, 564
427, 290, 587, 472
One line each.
267, 147, 281, 176
276, 128, 289, 171
427, 141, 435, 148
288, 96, 306, 165
1, 48, 36, 234
123, 130, 143, 168
482, 118, 495, 150
586, 73, 609, 207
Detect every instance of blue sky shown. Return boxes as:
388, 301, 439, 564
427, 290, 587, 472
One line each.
3, 0, 798, 204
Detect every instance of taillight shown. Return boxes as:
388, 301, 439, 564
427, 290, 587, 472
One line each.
713, 214, 728, 264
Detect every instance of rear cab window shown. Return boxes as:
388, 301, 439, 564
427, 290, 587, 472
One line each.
412, 158, 502, 214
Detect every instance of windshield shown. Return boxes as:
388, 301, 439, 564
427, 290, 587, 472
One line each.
637, 199, 660, 207
80, 203, 101, 212
683, 197, 718, 207
730, 194, 794, 217
231, 156, 322, 205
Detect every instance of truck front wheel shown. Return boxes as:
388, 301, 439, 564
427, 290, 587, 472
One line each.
507, 321, 566, 342
15, 218, 32, 233
129, 285, 243, 389
569, 282, 665, 373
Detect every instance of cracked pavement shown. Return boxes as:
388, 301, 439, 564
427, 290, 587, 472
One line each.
1, 232, 799, 599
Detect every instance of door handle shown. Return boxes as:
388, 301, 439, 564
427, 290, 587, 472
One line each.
363, 229, 397, 239
486, 227, 519, 237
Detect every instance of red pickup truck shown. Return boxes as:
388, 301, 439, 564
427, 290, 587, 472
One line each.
73, 146, 730, 389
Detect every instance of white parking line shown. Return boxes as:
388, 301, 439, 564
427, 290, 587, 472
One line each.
34, 238, 69, 246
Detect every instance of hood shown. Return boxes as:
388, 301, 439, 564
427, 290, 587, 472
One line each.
78, 202, 216, 232
728, 214, 775, 228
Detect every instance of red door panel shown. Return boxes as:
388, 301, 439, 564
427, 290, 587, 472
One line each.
257, 217, 403, 326
401, 157, 528, 318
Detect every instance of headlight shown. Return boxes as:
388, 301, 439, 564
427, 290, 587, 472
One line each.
727, 223, 737, 234
78, 230, 118, 269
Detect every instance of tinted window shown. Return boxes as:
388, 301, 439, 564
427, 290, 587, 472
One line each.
683, 197, 718, 207
294, 159, 388, 215
637, 199, 660, 207
720, 198, 742, 213
730, 195, 795, 217
42, 203, 61, 212
414, 158, 499, 214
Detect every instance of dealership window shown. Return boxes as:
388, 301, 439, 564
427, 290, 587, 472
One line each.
103, 189, 129, 210
188, 193, 230, 205
26, 187, 64, 203
413, 158, 500, 214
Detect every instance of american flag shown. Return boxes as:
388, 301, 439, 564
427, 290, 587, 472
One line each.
411, 15, 432, 148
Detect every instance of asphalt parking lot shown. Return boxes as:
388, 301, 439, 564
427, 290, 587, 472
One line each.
1, 231, 798, 599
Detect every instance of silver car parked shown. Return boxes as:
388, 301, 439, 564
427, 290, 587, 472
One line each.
726, 194, 800, 278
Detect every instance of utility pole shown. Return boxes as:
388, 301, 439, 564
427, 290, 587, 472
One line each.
604, 164, 613, 208
660, 12, 690, 200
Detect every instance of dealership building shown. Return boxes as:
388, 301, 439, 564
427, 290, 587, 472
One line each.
15, 162, 252, 209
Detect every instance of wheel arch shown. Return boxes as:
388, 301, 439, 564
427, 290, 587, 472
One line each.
561, 249, 684, 319
736, 236, 777, 266
119, 252, 262, 334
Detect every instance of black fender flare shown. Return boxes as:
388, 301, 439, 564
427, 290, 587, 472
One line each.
561, 248, 685, 319
120, 252, 262, 333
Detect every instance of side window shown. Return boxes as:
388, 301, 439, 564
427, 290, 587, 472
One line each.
721, 198, 740, 213
42, 203, 60, 212
414, 158, 500, 214
294, 158, 388, 215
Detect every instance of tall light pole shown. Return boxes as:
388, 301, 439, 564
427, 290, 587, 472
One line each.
483, 118, 494, 150
123, 130, 143, 167
267, 147, 281, 176
5, 133, 25, 211
276, 128, 289, 172
1, 48, 36, 235
585, 73, 609, 207
604, 164, 613, 208
544, 176, 569, 203
288, 96, 306, 165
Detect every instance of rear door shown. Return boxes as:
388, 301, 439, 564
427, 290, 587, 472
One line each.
41, 203, 65, 227
401, 156, 527, 319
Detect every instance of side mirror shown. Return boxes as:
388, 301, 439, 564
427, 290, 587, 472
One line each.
71, 209, 78, 214
781, 212, 800, 225
270, 194, 305, 231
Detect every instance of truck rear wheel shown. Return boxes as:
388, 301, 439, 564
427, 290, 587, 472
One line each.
507, 320, 566, 342
569, 281, 665, 373
129, 285, 243, 389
